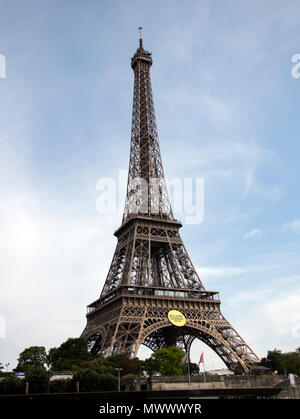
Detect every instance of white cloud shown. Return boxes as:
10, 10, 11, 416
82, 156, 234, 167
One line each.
244, 228, 261, 239
197, 264, 272, 280
198, 266, 250, 278
226, 286, 300, 357
0, 184, 119, 368
280, 220, 300, 233
193, 271, 300, 364
162, 86, 235, 128
163, 122, 281, 202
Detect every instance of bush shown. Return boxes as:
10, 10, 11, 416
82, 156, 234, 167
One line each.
0, 375, 24, 395
71, 369, 118, 392
98, 373, 118, 391
49, 379, 74, 393
121, 374, 137, 391
25, 368, 50, 394
71, 369, 102, 392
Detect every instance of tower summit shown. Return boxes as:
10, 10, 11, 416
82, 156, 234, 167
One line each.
81, 31, 259, 374
138, 26, 143, 49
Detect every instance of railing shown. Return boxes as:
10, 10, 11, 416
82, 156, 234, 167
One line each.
87, 286, 220, 314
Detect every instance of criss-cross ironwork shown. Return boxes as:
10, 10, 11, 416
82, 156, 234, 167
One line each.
123, 37, 173, 222
81, 32, 259, 374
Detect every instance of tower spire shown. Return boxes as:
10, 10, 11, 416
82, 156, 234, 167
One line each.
124, 27, 173, 222
138, 26, 143, 49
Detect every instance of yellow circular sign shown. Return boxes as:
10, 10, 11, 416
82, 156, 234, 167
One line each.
168, 310, 186, 327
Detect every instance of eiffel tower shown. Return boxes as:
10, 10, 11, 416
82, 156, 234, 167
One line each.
81, 29, 259, 374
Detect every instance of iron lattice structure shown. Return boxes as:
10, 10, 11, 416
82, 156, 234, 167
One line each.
81, 34, 259, 374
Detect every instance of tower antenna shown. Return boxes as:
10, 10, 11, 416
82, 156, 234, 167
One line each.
138, 26, 143, 48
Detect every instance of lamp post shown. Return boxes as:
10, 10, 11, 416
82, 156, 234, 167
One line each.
115, 368, 123, 392
187, 352, 191, 385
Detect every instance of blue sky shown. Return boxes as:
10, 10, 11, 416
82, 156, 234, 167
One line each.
0, 0, 300, 370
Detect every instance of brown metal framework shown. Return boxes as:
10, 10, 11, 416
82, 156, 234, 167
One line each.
81, 33, 259, 374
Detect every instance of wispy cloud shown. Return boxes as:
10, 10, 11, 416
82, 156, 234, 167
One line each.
280, 220, 300, 233
197, 263, 271, 279
226, 285, 300, 356
244, 228, 262, 239
0, 172, 119, 365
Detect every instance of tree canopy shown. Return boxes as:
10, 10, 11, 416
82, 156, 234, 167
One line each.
141, 346, 198, 376
47, 337, 91, 371
261, 349, 300, 375
25, 368, 50, 394
71, 369, 118, 392
15, 346, 47, 372
7, 338, 300, 397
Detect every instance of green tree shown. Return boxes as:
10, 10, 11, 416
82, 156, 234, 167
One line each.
88, 354, 140, 377
141, 357, 160, 376
47, 337, 91, 371
25, 368, 50, 394
151, 346, 186, 376
121, 373, 137, 391
282, 352, 300, 375
15, 346, 47, 372
103, 354, 123, 368
133, 357, 144, 376
72, 369, 118, 392
0, 362, 4, 377
98, 373, 118, 391
97, 364, 117, 376
78, 360, 103, 373
0, 375, 24, 395
49, 379, 74, 393
261, 349, 282, 371
141, 346, 198, 377
71, 369, 102, 392
261, 348, 300, 375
